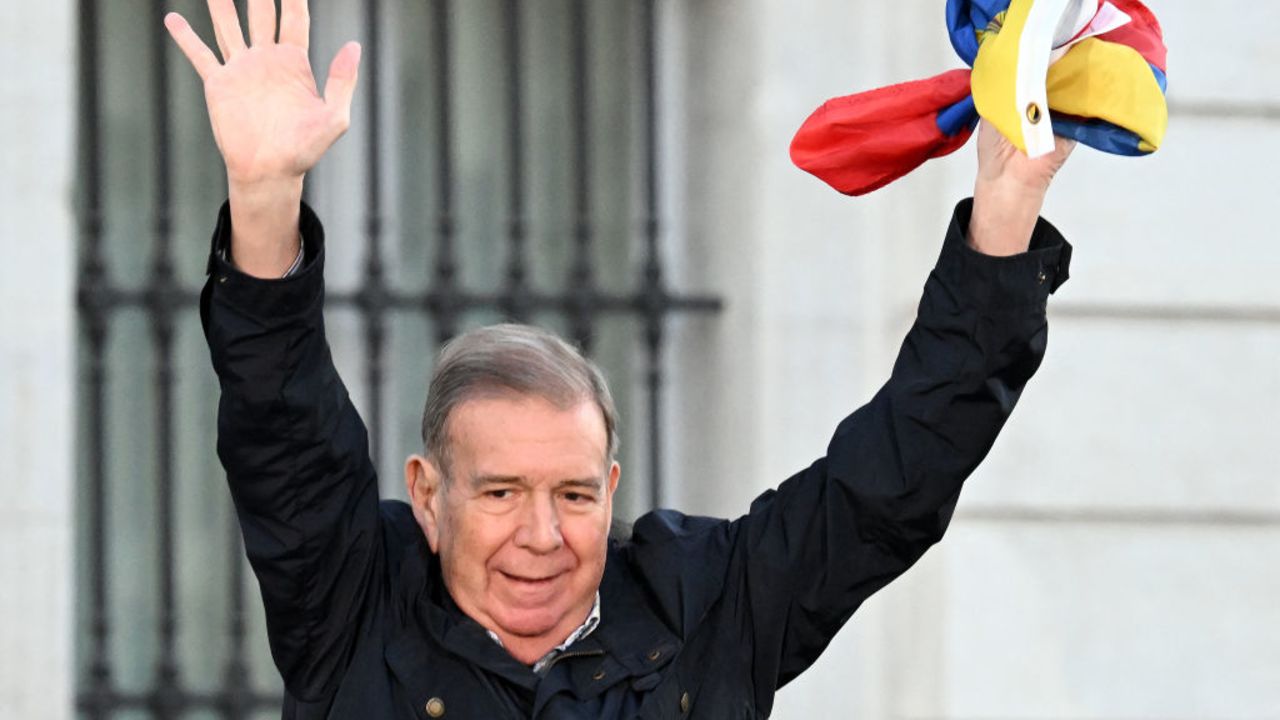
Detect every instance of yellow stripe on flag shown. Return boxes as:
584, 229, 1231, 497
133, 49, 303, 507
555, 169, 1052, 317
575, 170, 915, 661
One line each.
1046, 37, 1168, 152
972, 0, 1037, 151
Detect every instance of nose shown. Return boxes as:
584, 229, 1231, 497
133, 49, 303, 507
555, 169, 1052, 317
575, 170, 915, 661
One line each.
513, 491, 563, 554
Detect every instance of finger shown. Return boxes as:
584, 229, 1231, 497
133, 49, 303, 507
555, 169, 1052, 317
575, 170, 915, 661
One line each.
322, 42, 362, 135
164, 13, 221, 81
209, 12, 231, 61
248, 0, 278, 46
278, 0, 310, 50
207, 0, 247, 59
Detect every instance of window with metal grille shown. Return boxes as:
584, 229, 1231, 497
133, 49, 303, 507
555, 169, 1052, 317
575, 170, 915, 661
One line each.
75, 0, 720, 716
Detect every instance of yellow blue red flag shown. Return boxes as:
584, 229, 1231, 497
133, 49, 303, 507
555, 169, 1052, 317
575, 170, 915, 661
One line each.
791, 0, 1167, 196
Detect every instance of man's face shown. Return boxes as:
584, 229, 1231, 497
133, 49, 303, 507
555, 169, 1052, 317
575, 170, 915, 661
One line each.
410, 394, 619, 660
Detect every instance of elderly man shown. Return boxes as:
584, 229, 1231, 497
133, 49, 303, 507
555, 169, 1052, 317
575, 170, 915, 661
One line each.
168, 1, 1073, 717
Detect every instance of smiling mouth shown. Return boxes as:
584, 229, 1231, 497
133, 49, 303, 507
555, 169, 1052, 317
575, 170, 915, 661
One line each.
499, 571, 562, 586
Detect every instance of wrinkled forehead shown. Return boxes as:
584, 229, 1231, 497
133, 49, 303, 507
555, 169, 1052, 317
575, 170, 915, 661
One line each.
444, 393, 610, 478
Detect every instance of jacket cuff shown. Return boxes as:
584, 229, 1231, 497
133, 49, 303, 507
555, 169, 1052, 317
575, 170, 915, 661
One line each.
934, 197, 1073, 309
202, 199, 327, 320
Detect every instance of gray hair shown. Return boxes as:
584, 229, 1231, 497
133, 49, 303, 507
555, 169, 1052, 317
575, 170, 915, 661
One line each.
421, 324, 619, 476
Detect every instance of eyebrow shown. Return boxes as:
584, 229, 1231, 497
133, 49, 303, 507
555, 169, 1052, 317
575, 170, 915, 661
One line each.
470, 475, 522, 488
469, 475, 603, 490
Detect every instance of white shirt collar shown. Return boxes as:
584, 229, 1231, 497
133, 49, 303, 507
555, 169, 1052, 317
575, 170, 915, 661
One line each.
485, 591, 602, 675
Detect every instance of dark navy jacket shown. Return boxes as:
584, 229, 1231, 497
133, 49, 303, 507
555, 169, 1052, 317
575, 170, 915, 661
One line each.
201, 198, 1071, 719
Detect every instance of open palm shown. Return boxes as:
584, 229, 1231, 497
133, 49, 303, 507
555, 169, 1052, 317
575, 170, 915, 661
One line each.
164, 0, 361, 186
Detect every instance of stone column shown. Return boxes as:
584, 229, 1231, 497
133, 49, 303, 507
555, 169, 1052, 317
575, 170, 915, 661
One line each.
0, 2, 77, 719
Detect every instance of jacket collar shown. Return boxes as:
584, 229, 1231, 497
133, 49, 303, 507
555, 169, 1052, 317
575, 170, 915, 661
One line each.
385, 542, 539, 691
591, 543, 682, 676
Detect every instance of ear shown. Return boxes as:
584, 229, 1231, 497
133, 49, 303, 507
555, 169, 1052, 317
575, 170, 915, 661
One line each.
405, 453, 445, 552
607, 461, 620, 496
602, 461, 622, 529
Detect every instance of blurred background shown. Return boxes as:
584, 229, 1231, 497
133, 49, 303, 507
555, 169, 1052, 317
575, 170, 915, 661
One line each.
2, 0, 1277, 718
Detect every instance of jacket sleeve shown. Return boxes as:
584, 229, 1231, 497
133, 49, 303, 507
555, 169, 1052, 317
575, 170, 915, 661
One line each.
200, 201, 383, 702
740, 197, 1072, 694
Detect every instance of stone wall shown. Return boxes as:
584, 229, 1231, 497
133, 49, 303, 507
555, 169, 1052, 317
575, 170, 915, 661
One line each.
0, 2, 76, 718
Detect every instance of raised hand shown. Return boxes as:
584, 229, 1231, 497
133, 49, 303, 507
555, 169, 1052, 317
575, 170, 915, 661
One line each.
165, 0, 361, 277
968, 119, 1076, 256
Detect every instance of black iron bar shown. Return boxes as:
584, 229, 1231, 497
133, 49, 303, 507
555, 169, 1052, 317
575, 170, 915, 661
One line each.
501, 0, 530, 323
431, 0, 460, 343
360, 0, 388, 467
79, 690, 281, 715
77, 0, 114, 717
80, 280, 114, 720
640, 0, 666, 511
567, 0, 596, 352
149, 0, 184, 715
70, 286, 721, 315
220, 518, 252, 720
335, 288, 721, 315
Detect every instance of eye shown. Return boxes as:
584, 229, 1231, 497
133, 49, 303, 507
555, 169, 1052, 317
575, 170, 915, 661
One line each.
485, 488, 512, 500
562, 491, 594, 504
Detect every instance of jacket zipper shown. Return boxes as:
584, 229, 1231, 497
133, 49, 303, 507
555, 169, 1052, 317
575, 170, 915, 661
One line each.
543, 648, 605, 673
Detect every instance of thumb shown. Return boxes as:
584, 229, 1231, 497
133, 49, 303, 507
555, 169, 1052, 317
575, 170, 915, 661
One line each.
1056, 135, 1078, 163
322, 41, 362, 136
